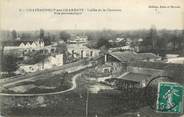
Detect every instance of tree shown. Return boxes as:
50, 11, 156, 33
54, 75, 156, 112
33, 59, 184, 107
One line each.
56, 42, 68, 64
44, 35, 51, 45
24, 52, 47, 65
157, 37, 167, 57
56, 42, 67, 53
181, 30, 184, 55
97, 37, 110, 49
143, 25, 158, 53
175, 30, 183, 51
1, 54, 19, 73
21, 33, 31, 40
59, 31, 71, 42
11, 30, 17, 40
149, 25, 158, 51
40, 29, 45, 39
86, 30, 114, 49
170, 30, 178, 50
50, 34, 56, 42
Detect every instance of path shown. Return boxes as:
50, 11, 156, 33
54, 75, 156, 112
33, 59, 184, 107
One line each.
0, 73, 81, 96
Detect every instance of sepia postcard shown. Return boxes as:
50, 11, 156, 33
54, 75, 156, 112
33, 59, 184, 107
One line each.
0, 0, 184, 117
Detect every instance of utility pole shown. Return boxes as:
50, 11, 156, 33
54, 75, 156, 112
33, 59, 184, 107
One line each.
1, 44, 4, 70
86, 89, 89, 117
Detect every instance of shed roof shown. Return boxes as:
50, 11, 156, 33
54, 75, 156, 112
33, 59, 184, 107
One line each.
109, 51, 160, 62
137, 53, 160, 60
118, 72, 151, 82
109, 51, 141, 62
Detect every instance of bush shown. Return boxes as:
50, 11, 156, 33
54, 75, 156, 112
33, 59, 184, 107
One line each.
1, 54, 19, 73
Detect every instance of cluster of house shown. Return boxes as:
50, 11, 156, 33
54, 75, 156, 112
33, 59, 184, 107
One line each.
108, 37, 184, 64
3, 39, 45, 50
3, 32, 183, 77
2, 38, 48, 57
104, 51, 161, 63
166, 54, 184, 64
66, 34, 101, 59
17, 54, 64, 74
109, 45, 134, 52
93, 50, 164, 88
2, 38, 65, 74
108, 37, 144, 52
67, 43, 100, 59
2, 35, 100, 74
67, 35, 88, 44
108, 37, 134, 45
19, 40, 44, 49
101, 51, 161, 75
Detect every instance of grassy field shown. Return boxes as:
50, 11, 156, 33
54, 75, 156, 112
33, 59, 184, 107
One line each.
0, 73, 143, 117
1, 73, 72, 94
1, 70, 182, 117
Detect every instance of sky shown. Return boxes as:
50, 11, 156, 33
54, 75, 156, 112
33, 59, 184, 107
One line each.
0, 0, 184, 31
